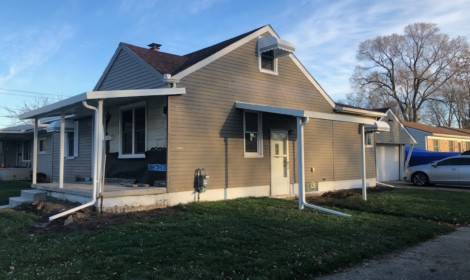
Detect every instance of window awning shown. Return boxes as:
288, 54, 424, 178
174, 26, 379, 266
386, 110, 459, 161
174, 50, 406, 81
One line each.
258, 36, 295, 58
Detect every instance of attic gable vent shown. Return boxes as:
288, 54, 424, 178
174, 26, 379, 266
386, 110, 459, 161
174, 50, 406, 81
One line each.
257, 36, 295, 58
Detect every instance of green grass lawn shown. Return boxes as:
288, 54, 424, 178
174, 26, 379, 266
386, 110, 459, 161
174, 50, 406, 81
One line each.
0, 187, 468, 279
0, 181, 31, 205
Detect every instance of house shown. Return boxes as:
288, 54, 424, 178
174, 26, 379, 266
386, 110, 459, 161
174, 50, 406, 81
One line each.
0, 124, 52, 181
403, 122, 470, 153
17, 25, 390, 214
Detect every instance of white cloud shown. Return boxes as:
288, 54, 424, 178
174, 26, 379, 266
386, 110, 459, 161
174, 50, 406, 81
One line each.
0, 25, 74, 85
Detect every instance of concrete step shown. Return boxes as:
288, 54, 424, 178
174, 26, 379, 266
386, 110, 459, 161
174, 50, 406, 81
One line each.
21, 189, 47, 201
9, 197, 31, 208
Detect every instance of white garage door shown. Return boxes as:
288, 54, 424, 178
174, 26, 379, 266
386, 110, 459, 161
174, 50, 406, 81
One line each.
376, 145, 400, 181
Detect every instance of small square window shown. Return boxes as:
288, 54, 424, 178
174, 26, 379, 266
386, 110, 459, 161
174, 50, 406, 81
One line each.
259, 50, 278, 75
244, 111, 263, 157
449, 140, 455, 152
39, 138, 47, 153
364, 133, 373, 147
432, 139, 439, 151
65, 121, 79, 159
119, 102, 146, 158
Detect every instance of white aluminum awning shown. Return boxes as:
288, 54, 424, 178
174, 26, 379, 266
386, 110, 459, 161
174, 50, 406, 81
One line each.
257, 36, 295, 58
20, 87, 186, 120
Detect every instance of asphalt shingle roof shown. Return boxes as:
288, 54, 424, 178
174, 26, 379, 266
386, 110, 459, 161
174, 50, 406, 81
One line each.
403, 121, 470, 137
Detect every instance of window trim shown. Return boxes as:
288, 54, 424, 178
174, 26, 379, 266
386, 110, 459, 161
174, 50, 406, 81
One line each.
65, 121, 79, 159
364, 133, 374, 148
38, 138, 47, 154
119, 101, 147, 159
243, 110, 263, 158
22, 140, 31, 162
258, 49, 278, 75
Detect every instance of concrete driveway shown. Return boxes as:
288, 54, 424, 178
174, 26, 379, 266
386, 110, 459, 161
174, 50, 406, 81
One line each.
318, 227, 470, 280
380, 180, 470, 193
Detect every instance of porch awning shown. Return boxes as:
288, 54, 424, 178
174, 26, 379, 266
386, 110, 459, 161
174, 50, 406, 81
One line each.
258, 36, 295, 58
235, 101, 389, 127
19, 87, 186, 120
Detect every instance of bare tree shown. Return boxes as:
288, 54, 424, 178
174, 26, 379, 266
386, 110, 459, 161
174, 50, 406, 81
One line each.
350, 23, 469, 122
2, 96, 61, 125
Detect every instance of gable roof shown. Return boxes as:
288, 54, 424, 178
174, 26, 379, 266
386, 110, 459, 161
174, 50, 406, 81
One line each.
403, 121, 470, 137
122, 26, 265, 76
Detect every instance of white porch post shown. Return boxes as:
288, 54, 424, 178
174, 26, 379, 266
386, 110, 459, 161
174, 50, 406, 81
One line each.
96, 100, 104, 196
297, 116, 307, 210
361, 125, 367, 201
32, 118, 38, 184
59, 111, 65, 188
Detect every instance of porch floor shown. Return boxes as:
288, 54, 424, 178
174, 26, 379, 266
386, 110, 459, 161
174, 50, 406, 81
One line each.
33, 182, 167, 198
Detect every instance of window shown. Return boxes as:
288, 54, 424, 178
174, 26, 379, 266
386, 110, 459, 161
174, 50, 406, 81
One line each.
437, 158, 462, 166
259, 50, 278, 75
432, 139, 439, 151
364, 133, 374, 147
39, 138, 47, 154
449, 140, 455, 152
244, 111, 263, 157
65, 121, 79, 159
120, 103, 146, 158
22, 140, 31, 161
466, 141, 470, 151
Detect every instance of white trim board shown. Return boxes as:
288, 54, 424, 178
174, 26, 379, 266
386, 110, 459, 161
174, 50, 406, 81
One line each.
20, 88, 186, 120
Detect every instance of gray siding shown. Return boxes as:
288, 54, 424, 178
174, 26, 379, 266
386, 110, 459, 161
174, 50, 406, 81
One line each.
97, 48, 165, 91
376, 111, 415, 145
167, 35, 374, 193
405, 128, 429, 149
52, 117, 93, 182
37, 132, 53, 180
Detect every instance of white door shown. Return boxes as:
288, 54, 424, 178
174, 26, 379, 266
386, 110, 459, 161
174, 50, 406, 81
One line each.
270, 130, 289, 196
376, 145, 400, 181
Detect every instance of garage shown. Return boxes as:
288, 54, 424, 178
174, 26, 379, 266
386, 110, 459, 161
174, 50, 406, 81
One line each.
376, 145, 401, 181
373, 108, 417, 182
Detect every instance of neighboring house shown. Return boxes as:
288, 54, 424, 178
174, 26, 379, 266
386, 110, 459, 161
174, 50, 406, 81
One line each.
19, 25, 390, 210
403, 122, 470, 153
0, 124, 52, 181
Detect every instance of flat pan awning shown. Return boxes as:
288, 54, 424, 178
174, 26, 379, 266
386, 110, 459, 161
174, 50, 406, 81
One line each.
235, 101, 389, 127
258, 36, 295, 58
20, 87, 186, 120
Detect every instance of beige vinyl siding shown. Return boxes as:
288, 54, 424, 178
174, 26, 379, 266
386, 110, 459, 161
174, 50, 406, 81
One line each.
333, 122, 376, 180
52, 117, 93, 182
97, 49, 164, 91
167, 35, 359, 193
303, 119, 334, 183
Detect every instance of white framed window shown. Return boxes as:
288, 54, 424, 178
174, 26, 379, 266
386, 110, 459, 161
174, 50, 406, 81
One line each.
22, 140, 31, 162
244, 111, 263, 158
259, 49, 278, 75
38, 138, 47, 154
364, 133, 374, 148
65, 121, 79, 159
119, 101, 146, 158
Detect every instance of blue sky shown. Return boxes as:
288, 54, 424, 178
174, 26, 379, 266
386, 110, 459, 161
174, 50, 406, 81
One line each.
1, 0, 470, 127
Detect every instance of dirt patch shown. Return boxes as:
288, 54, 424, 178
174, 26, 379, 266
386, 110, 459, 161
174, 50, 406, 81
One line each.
15, 199, 179, 234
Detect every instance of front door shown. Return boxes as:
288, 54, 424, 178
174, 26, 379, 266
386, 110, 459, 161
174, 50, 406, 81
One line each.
270, 130, 289, 196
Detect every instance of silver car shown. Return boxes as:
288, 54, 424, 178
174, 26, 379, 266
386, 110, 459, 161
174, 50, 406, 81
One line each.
404, 156, 470, 186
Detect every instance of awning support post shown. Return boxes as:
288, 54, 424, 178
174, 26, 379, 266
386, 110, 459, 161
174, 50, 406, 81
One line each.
405, 144, 414, 171
59, 111, 65, 188
32, 118, 38, 184
361, 125, 367, 201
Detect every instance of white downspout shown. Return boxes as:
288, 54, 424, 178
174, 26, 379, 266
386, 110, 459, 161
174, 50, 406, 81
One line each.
49, 100, 103, 222
361, 125, 367, 201
32, 118, 38, 185
296, 116, 351, 217
59, 112, 65, 188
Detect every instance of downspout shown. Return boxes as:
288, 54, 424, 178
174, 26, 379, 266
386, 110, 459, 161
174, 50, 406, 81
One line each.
296, 116, 351, 217
48, 100, 102, 222
361, 125, 367, 201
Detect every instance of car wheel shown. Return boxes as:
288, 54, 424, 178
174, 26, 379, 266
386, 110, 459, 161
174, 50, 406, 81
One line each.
411, 172, 429, 186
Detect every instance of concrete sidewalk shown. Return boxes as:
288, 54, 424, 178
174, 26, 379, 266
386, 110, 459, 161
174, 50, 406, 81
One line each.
318, 227, 470, 280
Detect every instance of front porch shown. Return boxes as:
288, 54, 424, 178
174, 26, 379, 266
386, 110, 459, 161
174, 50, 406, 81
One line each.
33, 182, 168, 213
